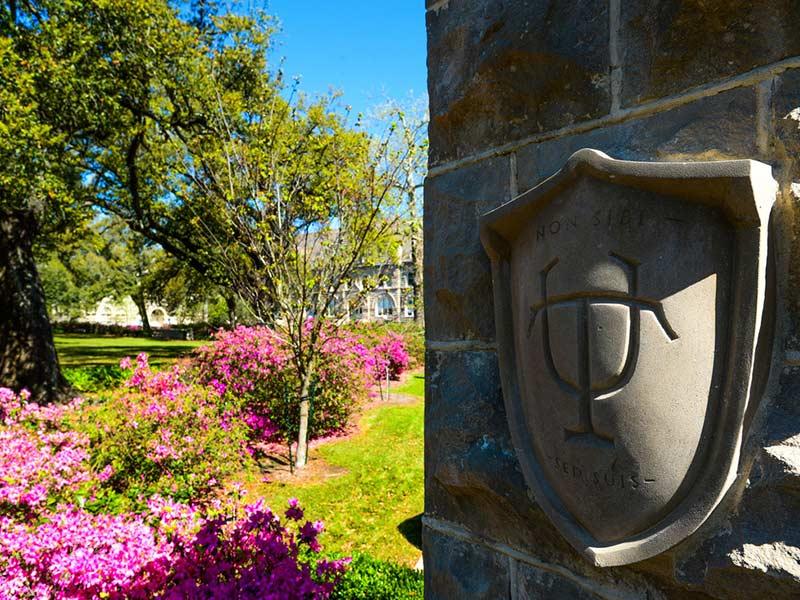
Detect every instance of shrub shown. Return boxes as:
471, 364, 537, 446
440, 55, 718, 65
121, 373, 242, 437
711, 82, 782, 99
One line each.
193, 325, 373, 444
0, 426, 92, 515
0, 507, 174, 598
371, 332, 411, 380
69, 355, 254, 509
53, 322, 148, 337
64, 365, 127, 392
0, 387, 347, 598
0, 388, 108, 518
347, 321, 423, 368
329, 553, 423, 600
0, 497, 346, 599
159, 498, 348, 598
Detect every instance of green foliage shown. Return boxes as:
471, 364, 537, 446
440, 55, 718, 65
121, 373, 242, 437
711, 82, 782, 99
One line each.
1, 0, 189, 228
38, 217, 148, 319
39, 215, 226, 325
62, 365, 126, 392
69, 384, 253, 511
329, 554, 423, 600
145, 253, 233, 326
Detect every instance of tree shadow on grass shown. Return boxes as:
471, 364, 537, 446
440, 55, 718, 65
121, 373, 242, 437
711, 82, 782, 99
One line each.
57, 343, 201, 367
397, 513, 423, 550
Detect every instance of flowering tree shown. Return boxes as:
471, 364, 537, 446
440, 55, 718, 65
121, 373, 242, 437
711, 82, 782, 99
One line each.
192, 103, 424, 467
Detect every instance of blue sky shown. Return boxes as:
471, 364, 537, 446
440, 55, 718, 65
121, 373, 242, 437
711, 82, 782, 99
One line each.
265, 1, 428, 118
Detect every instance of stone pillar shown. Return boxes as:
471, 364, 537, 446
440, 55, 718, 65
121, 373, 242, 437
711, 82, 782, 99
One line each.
424, 1, 800, 598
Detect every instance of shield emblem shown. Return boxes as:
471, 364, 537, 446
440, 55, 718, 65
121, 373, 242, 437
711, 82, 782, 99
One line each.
480, 149, 775, 566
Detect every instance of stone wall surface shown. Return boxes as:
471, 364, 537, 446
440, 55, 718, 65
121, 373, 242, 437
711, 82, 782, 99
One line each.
424, 0, 800, 598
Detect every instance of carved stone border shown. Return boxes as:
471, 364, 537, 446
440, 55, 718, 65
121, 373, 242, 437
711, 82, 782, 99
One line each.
479, 149, 776, 566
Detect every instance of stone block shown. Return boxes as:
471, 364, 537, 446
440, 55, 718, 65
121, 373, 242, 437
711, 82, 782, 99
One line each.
424, 156, 510, 342
426, 0, 611, 165
619, 0, 800, 106
516, 87, 758, 192
424, 350, 574, 558
422, 527, 511, 600
674, 378, 800, 600
770, 69, 800, 352
515, 562, 599, 600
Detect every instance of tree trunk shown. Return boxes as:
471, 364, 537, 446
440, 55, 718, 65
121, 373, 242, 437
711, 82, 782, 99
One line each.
407, 185, 424, 324
132, 290, 152, 336
0, 209, 68, 402
225, 293, 237, 328
294, 367, 314, 469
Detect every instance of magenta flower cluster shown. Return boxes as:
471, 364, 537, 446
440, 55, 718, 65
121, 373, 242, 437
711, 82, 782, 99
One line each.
193, 325, 411, 443
0, 498, 345, 599
369, 332, 411, 381
0, 388, 91, 514
193, 327, 288, 397
0, 383, 346, 598
121, 353, 189, 401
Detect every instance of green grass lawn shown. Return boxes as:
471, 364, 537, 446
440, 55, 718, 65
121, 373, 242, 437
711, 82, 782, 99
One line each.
55, 334, 205, 367
393, 371, 425, 398
247, 394, 425, 567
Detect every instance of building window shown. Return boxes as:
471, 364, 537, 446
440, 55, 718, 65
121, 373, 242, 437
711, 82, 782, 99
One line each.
405, 271, 415, 287
325, 298, 340, 317
404, 295, 415, 318
349, 298, 364, 320
376, 294, 395, 317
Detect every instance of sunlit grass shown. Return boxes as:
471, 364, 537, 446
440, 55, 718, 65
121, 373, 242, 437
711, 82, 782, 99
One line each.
392, 371, 425, 398
246, 395, 425, 567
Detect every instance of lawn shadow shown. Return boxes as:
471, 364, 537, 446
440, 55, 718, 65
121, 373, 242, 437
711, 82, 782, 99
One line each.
56, 337, 203, 367
397, 513, 423, 550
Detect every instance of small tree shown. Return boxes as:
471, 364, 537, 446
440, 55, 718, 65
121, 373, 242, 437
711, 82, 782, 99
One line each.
185, 93, 426, 467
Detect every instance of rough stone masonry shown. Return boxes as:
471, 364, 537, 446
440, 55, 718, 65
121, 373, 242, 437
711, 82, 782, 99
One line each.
423, 1, 800, 598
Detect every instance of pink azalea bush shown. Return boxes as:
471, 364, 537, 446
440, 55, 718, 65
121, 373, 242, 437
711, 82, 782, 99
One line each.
370, 332, 411, 381
0, 324, 413, 597
192, 327, 289, 398
0, 427, 91, 514
71, 354, 254, 509
342, 324, 414, 381
0, 383, 346, 598
193, 324, 410, 444
0, 497, 345, 599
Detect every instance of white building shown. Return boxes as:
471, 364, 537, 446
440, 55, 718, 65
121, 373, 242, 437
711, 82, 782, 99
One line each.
79, 296, 179, 328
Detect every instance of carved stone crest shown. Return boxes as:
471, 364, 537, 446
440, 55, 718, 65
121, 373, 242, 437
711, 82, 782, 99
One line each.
480, 149, 776, 566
